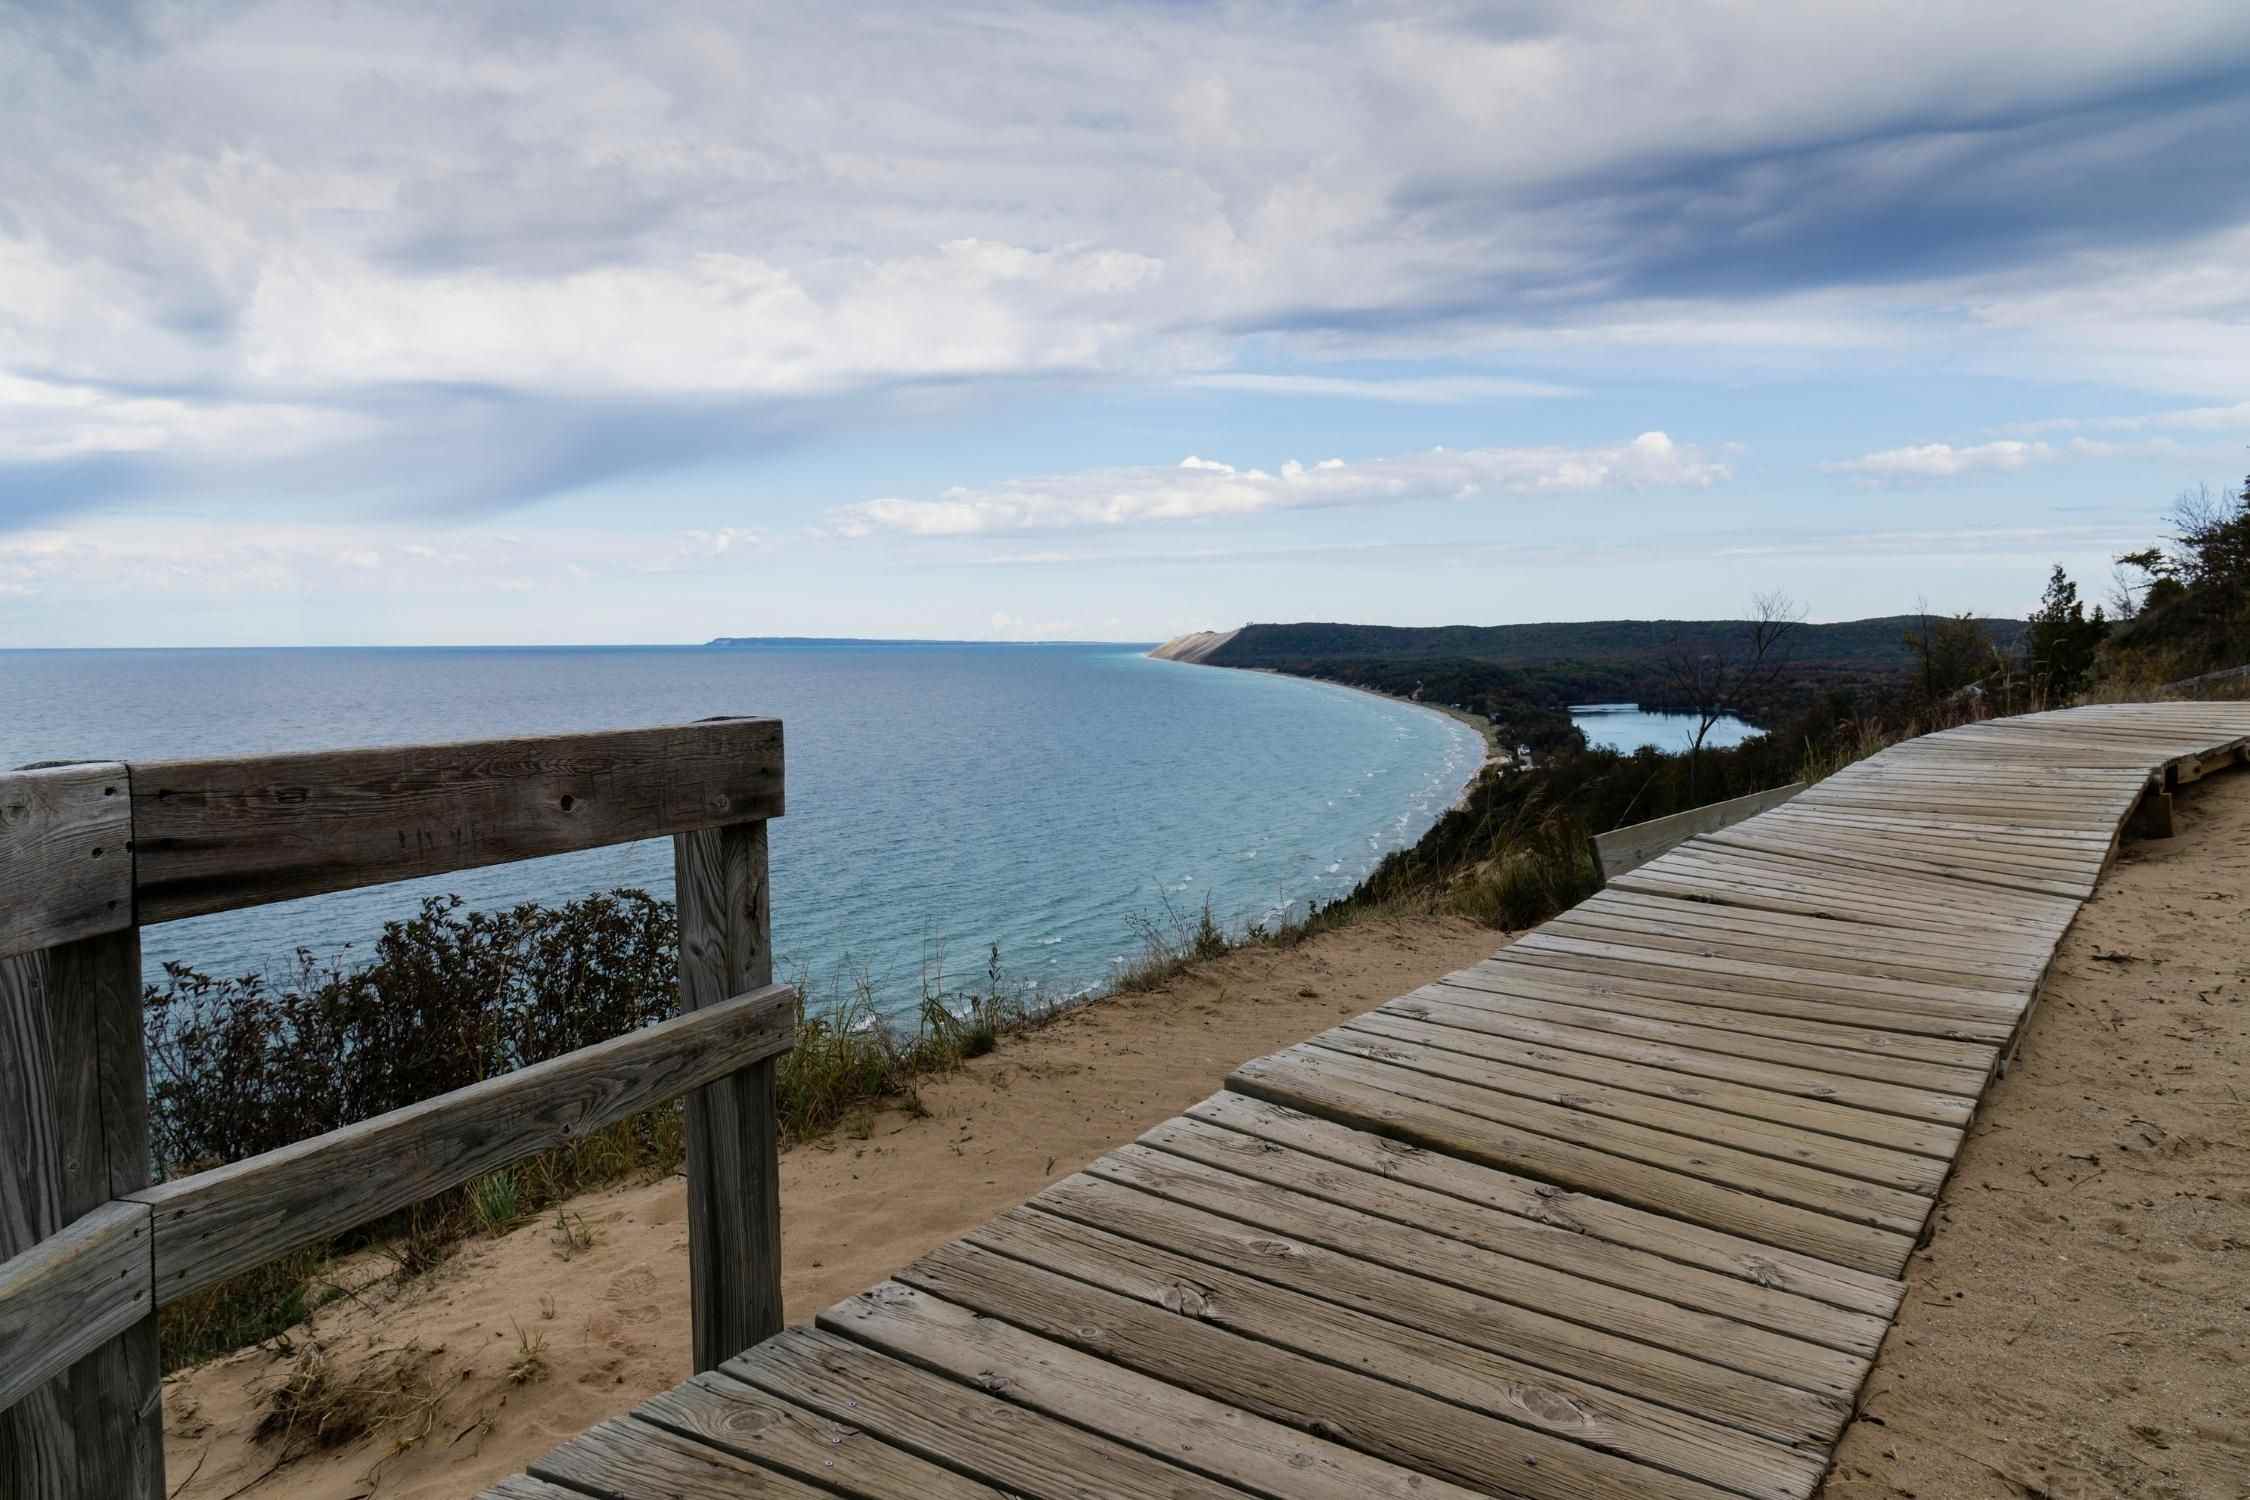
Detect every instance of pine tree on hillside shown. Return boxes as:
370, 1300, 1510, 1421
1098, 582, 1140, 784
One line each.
2025, 564, 2107, 701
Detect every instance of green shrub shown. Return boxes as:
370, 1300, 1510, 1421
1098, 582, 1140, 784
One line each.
142, 891, 1048, 1371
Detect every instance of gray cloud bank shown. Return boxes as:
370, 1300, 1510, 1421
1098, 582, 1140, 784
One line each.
5, 0, 2250, 525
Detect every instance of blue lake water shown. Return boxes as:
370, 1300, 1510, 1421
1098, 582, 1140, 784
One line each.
1569, 703, 1761, 754
0, 644, 1482, 1015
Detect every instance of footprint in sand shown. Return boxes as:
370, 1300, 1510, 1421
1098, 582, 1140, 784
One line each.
605, 1264, 663, 1325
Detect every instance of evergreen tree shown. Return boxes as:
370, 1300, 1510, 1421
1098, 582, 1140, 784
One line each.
2024, 564, 2107, 700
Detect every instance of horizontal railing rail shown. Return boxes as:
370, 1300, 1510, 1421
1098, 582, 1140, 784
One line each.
1592, 781, 1806, 882
0, 719, 790, 1500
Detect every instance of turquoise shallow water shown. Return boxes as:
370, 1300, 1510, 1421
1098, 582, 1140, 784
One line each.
0, 643, 1482, 1014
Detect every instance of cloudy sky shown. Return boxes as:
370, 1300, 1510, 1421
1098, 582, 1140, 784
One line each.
5, 1, 2249, 646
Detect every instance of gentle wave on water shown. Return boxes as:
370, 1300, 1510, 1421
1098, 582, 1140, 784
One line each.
1, 643, 1481, 1018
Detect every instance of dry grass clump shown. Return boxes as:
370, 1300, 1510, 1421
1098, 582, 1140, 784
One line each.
1446, 808, 1600, 930
1112, 893, 1233, 994
505, 1323, 548, 1387
252, 1339, 449, 1463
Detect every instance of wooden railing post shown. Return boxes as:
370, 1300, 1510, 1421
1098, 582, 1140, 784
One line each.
2, 948, 164, 1497
3, 761, 163, 1499
672, 819, 783, 1370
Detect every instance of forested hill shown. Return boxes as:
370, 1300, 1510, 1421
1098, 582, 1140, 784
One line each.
1165, 615, 2030, 736
1202, 617, 2027, 670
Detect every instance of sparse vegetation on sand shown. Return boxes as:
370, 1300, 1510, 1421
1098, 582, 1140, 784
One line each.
144, 900, 1056, 1374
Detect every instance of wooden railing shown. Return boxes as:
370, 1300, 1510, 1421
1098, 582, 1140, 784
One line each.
0, 719, 791, 1498
1589, 780, 1806, 883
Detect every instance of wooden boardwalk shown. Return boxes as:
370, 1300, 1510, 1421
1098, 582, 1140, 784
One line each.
483, 703, 2250, 1500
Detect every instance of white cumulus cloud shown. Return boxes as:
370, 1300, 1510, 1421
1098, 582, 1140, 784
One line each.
833, 432, 1728, 537
1825, 440, 2054, 481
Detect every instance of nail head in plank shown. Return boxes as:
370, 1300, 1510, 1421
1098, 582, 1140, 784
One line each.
0, 766, 131, 962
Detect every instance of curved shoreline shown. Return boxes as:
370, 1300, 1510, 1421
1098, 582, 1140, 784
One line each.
1149, 650, 1499, 807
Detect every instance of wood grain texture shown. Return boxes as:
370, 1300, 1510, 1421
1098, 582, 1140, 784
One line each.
1595, 781, 1805, 881
638, 1373, 1012, 1500
1242, 1042, 1936, 1236
131, 718, 783, 925
0, 951, 74, 1493
1181, 1090, 1904, 1319
972, 1197, 1848, 1465
1071, 1145, 1871, 1403
0, 1203, 152, 1416
131, 981, 795, 1305
820, 1281, 1510, 1500
725, 1327, 1256, 1500
1474, 949, 2019, 1043
1313, 1020, 1956, 1186
1429, 970, 2002, 1086
1377, 991, 1978, 1130
529, 1415, 836, 1499
674, 820, 783, 1371
1, 929, 163, 1499
480, 1478, 585, 1500
1230, 1049, 1917, 1275
899, 1236, 1757, 1500
0, 766, 130, 962
1143, 1110, 1893, 1353
42, 927, 161, 1500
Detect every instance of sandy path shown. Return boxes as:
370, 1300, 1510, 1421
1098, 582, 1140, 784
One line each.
1823, 768, 2250, 1498
159, 913, 1504, 1500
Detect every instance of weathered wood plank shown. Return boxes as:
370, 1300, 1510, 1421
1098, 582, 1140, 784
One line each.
131, 718, 783, 925
674, 819, 783, 1370
1436, 970, 2003, 1084
725, 1327, 1256, 1500
1612, 864, 2056, 943
1070, 1145, 1873, 1399
1646, 843, 2076, 933
1484, 948, 2021, 1038
1, 951, 75, 1493
60, 929, 167, 1500
0, 767, 131, 962
902, 1237, 1766, 1500
0, 1203, 151, 1417
638, 1374, 1013, 1500
1555, 900, 2048, 985
1577, 888, 2053, 973
1144, 1110, 1891, 1353
1346, 1011, 1965, 1159
1536, 912, 2043, 992
529, 1415, 836, 1499
1380, 991, 1975, 1130
1231, 1048, 1917, 1274
956, 1208, 1841, 1479
1595, 782, 1805, 880
1705, 824, 2094, 900
1249, 1042, 1936, 1231
822, 1282, 1508, 1500
1183, 1090, 1904, 1318
131, 981, 795, 1305
1309, 1025, 1952, 1192
1506, 933, 2030, 1024
481, 1477, 587, 1500
1, 927, 163, 1499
